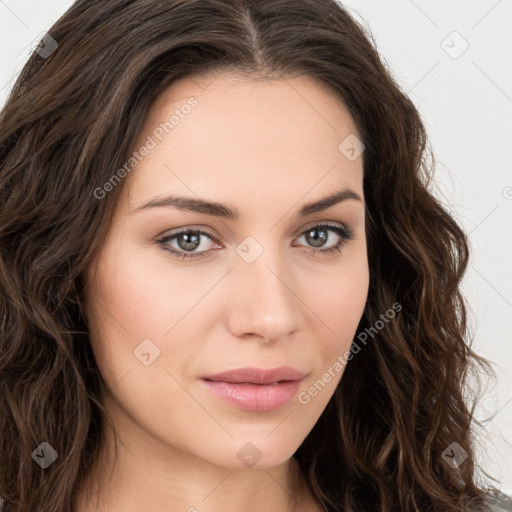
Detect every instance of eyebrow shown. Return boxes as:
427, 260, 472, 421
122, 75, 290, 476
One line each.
131, 188, 362, 219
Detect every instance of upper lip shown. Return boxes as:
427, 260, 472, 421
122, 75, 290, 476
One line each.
201, 366, 306, 385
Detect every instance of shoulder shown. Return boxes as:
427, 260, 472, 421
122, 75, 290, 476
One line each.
476, 492, 512, 511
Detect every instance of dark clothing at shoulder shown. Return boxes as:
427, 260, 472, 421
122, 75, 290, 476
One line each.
479, 492, 512, 511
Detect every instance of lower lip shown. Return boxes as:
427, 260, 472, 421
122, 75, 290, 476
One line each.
200, 379, 303, 411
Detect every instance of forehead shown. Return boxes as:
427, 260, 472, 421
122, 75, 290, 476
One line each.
124, 72, 363, 210
146, 71, 360, 145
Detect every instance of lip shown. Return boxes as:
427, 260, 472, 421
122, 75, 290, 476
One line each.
200, 366, 306, 412
201, 366, 306, 384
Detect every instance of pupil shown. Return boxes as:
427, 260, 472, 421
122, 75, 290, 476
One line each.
178, 231, 200, 251
306, 228, 327, 248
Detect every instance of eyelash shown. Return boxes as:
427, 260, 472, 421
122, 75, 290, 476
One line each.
156, 222, 355, 261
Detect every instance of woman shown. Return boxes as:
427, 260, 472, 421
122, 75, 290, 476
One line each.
0, 0, 510, 511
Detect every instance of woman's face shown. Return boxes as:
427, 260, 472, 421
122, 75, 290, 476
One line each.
84, 72, 369, 471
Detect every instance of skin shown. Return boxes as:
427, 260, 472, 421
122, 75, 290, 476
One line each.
76, 72, 369, 512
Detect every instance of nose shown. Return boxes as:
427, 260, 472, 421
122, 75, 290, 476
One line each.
225, 244, 302, 344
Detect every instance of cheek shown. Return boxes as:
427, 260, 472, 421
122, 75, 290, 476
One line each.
294, 266, 368, 419
83, 244, 218, 385
304, 248, 369, 388
317, 248, 369, 342
94, 244, 207, 336
330, 270, 368, 340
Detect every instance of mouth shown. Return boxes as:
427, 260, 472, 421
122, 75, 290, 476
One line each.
200, 366, 306, 411
201, 366, 306, 385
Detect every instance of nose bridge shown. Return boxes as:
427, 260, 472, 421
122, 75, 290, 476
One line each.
227, 236, 300, 341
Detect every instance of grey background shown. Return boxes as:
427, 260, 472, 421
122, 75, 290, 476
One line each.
1, 0, 511, 495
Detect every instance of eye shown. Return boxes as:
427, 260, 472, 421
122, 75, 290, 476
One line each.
293, 223, 354, 256
156, 223, 354, 260
156, 228, 219, 260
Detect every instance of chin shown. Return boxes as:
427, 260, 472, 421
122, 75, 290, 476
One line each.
201, 438, 300, 471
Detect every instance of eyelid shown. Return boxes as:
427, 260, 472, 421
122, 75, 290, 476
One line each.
294, 220, 349, 236
156, 225, 220, 242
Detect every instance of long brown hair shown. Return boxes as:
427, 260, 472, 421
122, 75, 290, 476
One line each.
0, 0, 495, 510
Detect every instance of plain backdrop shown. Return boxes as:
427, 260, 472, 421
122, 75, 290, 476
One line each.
1, 0, 511, 495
